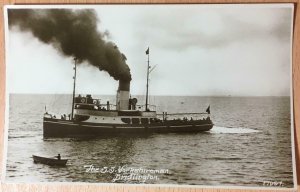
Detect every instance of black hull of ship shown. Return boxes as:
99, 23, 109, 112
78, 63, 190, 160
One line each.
43, 118, 213, 138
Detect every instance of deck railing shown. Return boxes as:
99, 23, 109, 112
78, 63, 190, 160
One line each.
157, 112, 210, 121
74, 102, 157, 112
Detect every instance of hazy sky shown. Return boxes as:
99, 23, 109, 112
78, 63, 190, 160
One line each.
5, 4, 293, 96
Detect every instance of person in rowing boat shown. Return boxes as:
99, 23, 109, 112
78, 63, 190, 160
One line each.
55, 154, 61, 160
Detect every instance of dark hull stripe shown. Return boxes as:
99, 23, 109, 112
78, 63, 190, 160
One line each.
43, 119, 213, 137
44, 120, 213, 129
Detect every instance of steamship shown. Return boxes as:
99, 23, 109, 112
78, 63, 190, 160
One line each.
43, 55, 214, 138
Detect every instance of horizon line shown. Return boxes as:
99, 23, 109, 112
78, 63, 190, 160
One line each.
8, 93, 291, 97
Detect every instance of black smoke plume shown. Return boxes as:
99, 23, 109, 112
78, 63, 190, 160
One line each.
8, 9, 131, 82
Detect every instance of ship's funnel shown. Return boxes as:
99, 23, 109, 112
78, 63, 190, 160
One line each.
118, 80, 130, 91
116, 80, 130, 110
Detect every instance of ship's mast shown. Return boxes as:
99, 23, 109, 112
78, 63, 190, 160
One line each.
71, 57, 77, 120
145, 48, 150, 111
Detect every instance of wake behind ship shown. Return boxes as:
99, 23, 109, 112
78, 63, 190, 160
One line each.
43, 54, 214, 138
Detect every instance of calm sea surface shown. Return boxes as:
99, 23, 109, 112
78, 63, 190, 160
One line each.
5, 94, 294, 187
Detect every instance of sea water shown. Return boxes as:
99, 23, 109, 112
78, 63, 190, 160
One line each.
5, 94, 294, 187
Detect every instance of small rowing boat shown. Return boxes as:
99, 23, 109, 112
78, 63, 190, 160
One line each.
32, 155, 68, 166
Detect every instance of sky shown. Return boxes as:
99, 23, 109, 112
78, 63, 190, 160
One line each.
5, 4, 294, 96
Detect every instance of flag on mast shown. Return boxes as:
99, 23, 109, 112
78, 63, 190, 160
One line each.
206, 105, 210, 114
146, 47, 149, 55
